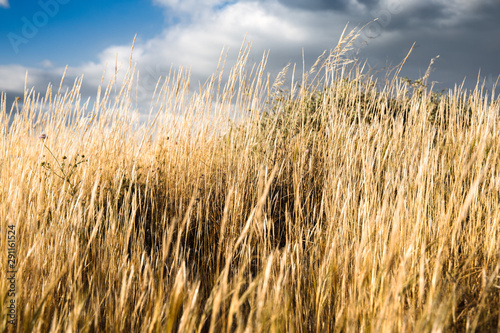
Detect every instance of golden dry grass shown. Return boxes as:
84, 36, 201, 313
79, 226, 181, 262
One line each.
1, 29, 500, 332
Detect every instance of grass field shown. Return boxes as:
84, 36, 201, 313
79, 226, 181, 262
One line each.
1, 29, 500, 332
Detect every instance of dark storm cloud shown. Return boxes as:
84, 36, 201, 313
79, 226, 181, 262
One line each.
350, 0, 500, 91
272, 0, 500, 91
384, 4, 447, 30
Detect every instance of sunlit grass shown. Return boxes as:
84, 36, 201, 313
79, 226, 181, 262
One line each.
1, 28, 499, 332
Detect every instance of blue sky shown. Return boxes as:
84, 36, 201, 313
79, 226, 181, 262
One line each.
1, 0, 499, 113
0, 0, 164, 66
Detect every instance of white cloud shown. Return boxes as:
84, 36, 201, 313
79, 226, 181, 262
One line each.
41, 60, 55, 69
0, 65, 43, 93
0, 0, 9, 8
153, 0, 230, 12
0, 1, 356, 112
131, 1, 350, 83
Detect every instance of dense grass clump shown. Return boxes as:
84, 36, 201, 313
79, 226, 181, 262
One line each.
1, 30, 500, 332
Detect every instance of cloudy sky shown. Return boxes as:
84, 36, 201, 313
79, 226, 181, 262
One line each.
1, 0, 499, 113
